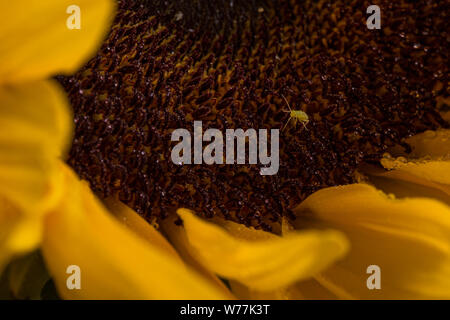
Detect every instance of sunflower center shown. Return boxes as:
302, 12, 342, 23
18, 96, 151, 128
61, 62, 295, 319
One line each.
60, 0, 448, 231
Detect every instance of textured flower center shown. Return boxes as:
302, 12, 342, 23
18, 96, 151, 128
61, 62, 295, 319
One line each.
60, 0, 448, 231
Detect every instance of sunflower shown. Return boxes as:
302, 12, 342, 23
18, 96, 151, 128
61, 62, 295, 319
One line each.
1, 0, 450, 300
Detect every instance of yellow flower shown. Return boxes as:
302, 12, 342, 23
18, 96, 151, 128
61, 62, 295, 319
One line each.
1, 0, 450, 301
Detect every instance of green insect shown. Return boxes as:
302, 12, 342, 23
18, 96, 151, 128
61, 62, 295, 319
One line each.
281, 94, 309, 131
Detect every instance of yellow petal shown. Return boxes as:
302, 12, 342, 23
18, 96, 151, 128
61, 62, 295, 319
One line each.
293, 184, 450, 299
103, 197, 182, 261
176, 209, 349, 292
3, 213, 42, 257
381, 157, 450, 186
379, 156, 450, 200
364, 161, 450, 206
105, 198, 234, 298
0, 80, 70, 268
161, 214, 239, 294
403, 129, 450, 159
0, 196, 42, 272
232, 277, 341, 300
0, 0, 115, 84
293, 278, 340, 300
368, 173, 450, 207
0, 80, 71, 213
42, 164, 231, 300
229, 280, 305, 300
377, 130, 450, 200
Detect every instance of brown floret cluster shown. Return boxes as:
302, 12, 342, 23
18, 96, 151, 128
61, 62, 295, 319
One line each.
59, 0, 449, 231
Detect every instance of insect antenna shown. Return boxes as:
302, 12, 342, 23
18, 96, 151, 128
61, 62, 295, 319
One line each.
281, 94, 293, 131
281, 94, 292, 113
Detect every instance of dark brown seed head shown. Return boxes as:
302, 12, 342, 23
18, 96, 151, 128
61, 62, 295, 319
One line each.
60, 0, 449, 231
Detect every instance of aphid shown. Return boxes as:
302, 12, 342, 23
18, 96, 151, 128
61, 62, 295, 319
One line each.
281, 94, 309, 131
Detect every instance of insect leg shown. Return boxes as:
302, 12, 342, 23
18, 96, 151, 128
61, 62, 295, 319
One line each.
281, 116, 293, 131
300, 120, 309, 131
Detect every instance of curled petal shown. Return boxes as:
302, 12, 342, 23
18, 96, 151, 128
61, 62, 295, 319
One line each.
175, 209, 348, 292
294, 184, 450, 299
402, 129, 450, 159
104, 197, 182, 260
374, 130, 450, 201
381, 157, 450, 187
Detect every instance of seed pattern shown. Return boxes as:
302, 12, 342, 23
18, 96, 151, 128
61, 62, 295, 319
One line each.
60, 0, 449, 231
